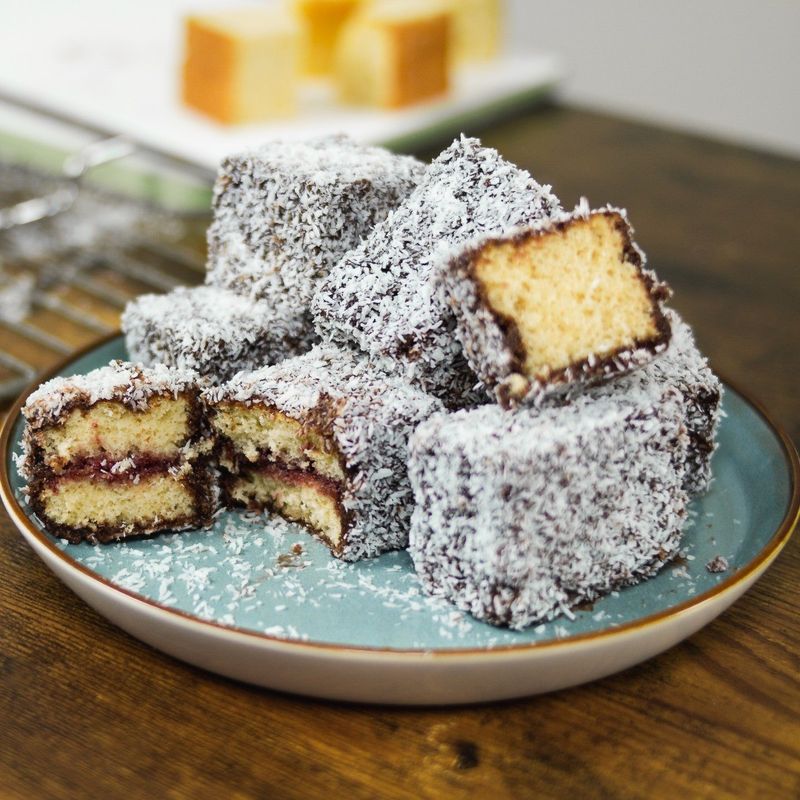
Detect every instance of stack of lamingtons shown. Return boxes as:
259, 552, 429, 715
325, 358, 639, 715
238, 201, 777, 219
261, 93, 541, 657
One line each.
18, 134, 722, 628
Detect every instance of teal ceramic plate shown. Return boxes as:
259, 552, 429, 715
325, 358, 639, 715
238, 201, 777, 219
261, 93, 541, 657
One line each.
2, 336, 798, 705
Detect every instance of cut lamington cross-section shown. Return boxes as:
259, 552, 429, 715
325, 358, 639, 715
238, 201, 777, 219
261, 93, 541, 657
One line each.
17, 361, 215, 543
205, 345, 442, 561
437, 203, 673, 406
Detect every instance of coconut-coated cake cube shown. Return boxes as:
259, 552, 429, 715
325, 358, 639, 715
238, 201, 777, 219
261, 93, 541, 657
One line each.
312, 135, 561, 406
436, 204, 673, 406
206, 135, 424, 314
18, 361, 215, 543
122, 286, 318, 384
653, 312, 722, 494
584, 309, 722, 495
407, 386, 689, 629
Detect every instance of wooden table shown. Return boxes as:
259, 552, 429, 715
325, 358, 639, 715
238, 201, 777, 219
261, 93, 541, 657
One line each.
2, 106, 798, 800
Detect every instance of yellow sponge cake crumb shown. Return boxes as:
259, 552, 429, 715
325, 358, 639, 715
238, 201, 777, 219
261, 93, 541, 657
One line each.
40, 472, 199, 538
439, 207, 672, 403
472, 212, 663, 380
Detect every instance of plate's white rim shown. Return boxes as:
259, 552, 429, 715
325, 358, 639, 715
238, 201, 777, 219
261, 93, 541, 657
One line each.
2, 333, 798, 662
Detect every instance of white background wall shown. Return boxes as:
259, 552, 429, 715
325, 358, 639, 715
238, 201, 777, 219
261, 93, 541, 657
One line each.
507, 0, 800, 157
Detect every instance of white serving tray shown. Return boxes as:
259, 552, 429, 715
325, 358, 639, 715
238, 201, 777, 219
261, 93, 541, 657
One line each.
0, 0, 560, 169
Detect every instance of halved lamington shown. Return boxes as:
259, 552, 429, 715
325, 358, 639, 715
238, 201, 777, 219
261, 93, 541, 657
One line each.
437, 203, 672, 407
18, 361, 215, 544
585, 309, 722, 495
312, 135, 561, 406
206, 134, 424, 312
407, 386, 689, 629
205, 346, 442, 560
122, 285, 318, 383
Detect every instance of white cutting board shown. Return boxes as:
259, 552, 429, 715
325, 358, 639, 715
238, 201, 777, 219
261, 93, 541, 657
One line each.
0, 0, 560, 169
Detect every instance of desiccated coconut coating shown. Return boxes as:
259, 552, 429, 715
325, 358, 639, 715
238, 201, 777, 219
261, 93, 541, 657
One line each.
583, 309, 722, 495
206, 134, 424, 312
20, 359, 200, 433
312, 135, 561, 405
407, 386, 689, 629
654, 312, 722, 494
205, 345, 443, 561
122, 285, 318, 384
435, 202, 673, 406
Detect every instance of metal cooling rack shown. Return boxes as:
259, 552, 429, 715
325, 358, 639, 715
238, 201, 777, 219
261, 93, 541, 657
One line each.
0, 160, 209, 402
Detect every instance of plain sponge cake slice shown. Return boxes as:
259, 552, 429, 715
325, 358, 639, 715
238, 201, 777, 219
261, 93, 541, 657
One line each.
437, 204, 672, 406
182, 9, 301, 124
335, 1, 451, 109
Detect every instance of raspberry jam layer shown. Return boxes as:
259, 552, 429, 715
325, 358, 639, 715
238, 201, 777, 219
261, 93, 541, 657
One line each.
41, 454, 181, 490
249, 461, 343, 502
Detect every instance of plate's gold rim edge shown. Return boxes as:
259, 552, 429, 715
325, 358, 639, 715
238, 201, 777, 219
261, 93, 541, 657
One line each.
1, 333, 798, 661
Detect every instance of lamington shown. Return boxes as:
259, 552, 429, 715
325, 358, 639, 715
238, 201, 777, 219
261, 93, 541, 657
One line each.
312, 135, 561, 405
122, 285, 318, 384
206, 135, 424, 315
407, 386, 689, 629
584, 309, 722, 495
17, 361, 214, 544
205, 345, 442, 561
436, 203, 672, 406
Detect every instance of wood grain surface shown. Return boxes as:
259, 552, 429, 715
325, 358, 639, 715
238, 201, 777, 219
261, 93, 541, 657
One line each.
1, 105, 798, 800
